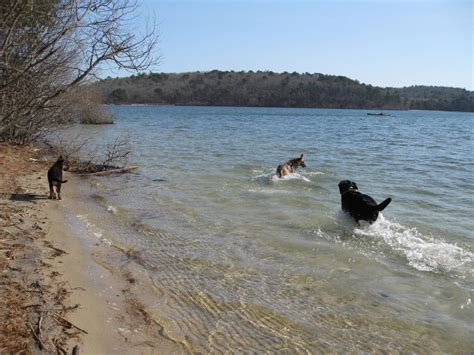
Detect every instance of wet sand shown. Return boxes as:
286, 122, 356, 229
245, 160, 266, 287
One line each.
0, 144, 184, 354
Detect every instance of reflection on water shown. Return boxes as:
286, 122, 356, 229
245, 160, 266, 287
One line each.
61, 106, 473, 352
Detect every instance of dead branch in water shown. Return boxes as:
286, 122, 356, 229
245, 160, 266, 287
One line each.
84, 165, 138, 176
102, 135, 131, 167
49, 133, 135, 174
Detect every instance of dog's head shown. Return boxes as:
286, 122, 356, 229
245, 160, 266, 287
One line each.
56, 155, 69, 171
296, 154, 306, 168
338, 180, 358, 194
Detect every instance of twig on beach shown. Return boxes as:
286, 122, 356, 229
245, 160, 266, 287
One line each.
53, 313, 88, 334
3, 229, 18, 237
43, 241, 68, 256
21, 303, 42, 309
49, 246, 68, 257
63, 303, 80, 312
38, 316, 44, 343
28, 322, 45, 350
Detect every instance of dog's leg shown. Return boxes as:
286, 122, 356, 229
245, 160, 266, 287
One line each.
57, 184, 62, 200
280, 166, 290, 177
49, 185, 54, 199
52, 185, 58, 200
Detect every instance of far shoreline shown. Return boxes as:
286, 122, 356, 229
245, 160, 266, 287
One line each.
104, 103, 474, 114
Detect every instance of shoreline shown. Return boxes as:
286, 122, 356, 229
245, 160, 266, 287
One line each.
0, 144, 184, 354
105, 103, 474, 114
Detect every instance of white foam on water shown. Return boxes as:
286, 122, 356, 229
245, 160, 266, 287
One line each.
251, 172, 275, 183
305, 171, 325, 176
107, 205, 118, 215
271, 172, 311, 183
247, 188, 291, 195
252, 169, 323, 184
460, 298, 471, 310
77, 214, 111, 245
354, 215, 474, 275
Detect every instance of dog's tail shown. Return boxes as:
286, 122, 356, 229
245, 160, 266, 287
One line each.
62, 180, 68, 183
376, 198, 392, 211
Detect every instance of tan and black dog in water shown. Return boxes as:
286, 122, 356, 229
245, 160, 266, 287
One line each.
47, 156, 68, 200
276, 154, 306, 178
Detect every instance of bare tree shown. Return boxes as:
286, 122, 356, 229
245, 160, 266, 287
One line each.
0, 0, 159, 144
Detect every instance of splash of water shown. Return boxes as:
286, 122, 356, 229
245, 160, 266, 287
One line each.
354, 215, 474, 275
107, 205, 118, 215
252, 171, 313, 183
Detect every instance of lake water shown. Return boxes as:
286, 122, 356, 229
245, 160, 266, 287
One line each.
64, 106, 473, 352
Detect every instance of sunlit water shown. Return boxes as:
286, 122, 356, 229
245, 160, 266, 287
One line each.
62, 106, 473, 352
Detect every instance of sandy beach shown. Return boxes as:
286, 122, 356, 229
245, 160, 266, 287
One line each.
0, 144, 185, 354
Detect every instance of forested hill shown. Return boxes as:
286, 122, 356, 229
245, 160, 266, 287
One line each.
95, 71, 473, 112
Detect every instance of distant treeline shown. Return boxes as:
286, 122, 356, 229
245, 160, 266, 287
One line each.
95, 70, 473, 112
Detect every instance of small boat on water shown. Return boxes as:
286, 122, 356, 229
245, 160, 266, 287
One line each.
367, 112, 389, 116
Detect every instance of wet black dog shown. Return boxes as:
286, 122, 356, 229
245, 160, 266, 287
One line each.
48, 156, 68, 200
276, 154, 306, 178
338, 180, 391, 224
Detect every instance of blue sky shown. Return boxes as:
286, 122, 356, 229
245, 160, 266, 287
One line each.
104, 0, 473, 89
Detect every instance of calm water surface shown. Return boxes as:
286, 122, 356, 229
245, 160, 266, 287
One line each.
65, 106, 473, 352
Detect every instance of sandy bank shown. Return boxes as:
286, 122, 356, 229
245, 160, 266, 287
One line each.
0, 144, 184, 354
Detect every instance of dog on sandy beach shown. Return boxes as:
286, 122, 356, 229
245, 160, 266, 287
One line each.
48, 156, 68, 200
276, 154, 306, 178
338, 180, 391, 224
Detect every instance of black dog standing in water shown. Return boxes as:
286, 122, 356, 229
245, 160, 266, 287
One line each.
48, 156, 68, 200
338, 180, 391, 224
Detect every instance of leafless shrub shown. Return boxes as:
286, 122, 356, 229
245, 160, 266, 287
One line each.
102, 135, 131, 167
1, 0, 160, 144
50, 133, 131, 173
63, 86, 113, 125
51, 133, 92, 163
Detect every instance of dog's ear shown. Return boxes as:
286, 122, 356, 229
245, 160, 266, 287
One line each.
300, 154, 304, 159
338, 180, 348, 193
351, 181, 358, 190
